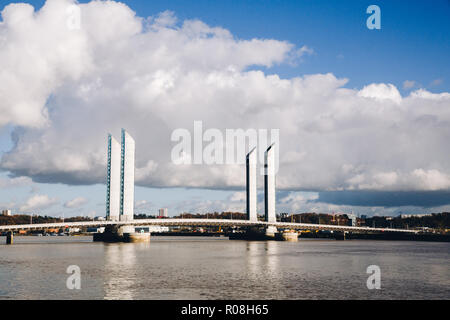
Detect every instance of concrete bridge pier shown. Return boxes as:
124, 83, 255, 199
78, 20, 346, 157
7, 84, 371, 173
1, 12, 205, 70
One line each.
333, 231, 346, 240
280, 230, 299, 242
93, 225, 150, 243
6, 231, 13, 245
265, 226, 278, 238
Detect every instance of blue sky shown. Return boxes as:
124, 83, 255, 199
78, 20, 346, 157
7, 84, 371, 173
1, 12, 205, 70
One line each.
0, 0, 449, 217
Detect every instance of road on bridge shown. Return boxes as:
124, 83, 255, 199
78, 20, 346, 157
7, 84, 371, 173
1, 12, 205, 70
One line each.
0, 218, 418, 233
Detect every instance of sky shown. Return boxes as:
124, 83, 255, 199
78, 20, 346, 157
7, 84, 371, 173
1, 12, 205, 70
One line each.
0, 0, 449, 218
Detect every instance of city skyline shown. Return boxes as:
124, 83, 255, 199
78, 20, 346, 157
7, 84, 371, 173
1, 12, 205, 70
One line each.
0, 0, 449, 218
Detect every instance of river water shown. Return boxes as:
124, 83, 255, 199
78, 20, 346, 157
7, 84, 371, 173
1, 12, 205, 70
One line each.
0, 236, 449, 300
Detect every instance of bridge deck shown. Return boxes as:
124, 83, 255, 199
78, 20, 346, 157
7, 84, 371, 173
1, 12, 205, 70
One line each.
0, 218, 418, 233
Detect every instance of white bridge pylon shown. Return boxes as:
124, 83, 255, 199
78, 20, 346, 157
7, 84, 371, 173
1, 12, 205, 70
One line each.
246, 147, 257, 222
246, 143, 277, 224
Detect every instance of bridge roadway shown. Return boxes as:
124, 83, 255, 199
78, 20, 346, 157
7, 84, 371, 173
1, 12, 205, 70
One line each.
0, 218, 418, 233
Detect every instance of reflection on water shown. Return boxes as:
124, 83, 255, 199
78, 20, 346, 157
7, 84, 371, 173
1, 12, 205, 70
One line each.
265, 241, 279, 275
0, 236, 449, 299
104, 244, 136, 300
103, 242, 154, 299
245, 242, 261, 278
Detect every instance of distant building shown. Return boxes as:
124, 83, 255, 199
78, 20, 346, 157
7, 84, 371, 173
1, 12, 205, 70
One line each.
400, 213, 432, 219
158, 208, 168, 218
135, 225, 169, 233
347, 213, 357, 227
2, 209, 11, 216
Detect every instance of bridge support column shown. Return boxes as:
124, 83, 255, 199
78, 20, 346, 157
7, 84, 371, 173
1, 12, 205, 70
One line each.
246, 147, 257, 222
119, 225, 135, 235
93, 225, 150, 243
6, 231, 13, 245
264, 144, 276, 223
265, 226, 278, 238
281, 230, 298, 242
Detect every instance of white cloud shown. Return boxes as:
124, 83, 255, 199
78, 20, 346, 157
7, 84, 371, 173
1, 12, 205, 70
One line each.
135, 199, 153, 210
19, 194, 58, 212
135, 160, 158, 182
402, 80, 416, 90
278, 192, 319, 212
87, 210, 96, 217
297, 45, 314, 56
0, 1, 94, 128
412, 169, 450, 191
409, 89, 450, 100
0, 0, 449, 198
0, 176, 31, 188
430, 78, 443, 87
373, 171, 398, 186
358, 83, 402, 104
171, 192, 248, 214
174, 198, 246, 214
64, 196, 88, 208
229, 191, 245, 202
151, 10, 177, 28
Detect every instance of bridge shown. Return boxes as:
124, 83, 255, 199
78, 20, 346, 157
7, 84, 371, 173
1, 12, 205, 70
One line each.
0, 218, 418, 234
1, 138, 420, 242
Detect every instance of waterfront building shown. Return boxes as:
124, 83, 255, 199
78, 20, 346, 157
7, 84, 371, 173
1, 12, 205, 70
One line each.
401, 213, 432, 219
135, 225, 169, 233
348, 213, 357, 227
159, 208, 168, 218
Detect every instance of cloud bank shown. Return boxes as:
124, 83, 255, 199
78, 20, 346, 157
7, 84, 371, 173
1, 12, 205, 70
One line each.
19, 194, 58, 212
64, 196, 87, 208
0, 0, 449, 209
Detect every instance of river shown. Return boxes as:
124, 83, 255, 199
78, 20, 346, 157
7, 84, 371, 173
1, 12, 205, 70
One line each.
0, 236, 448, 299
